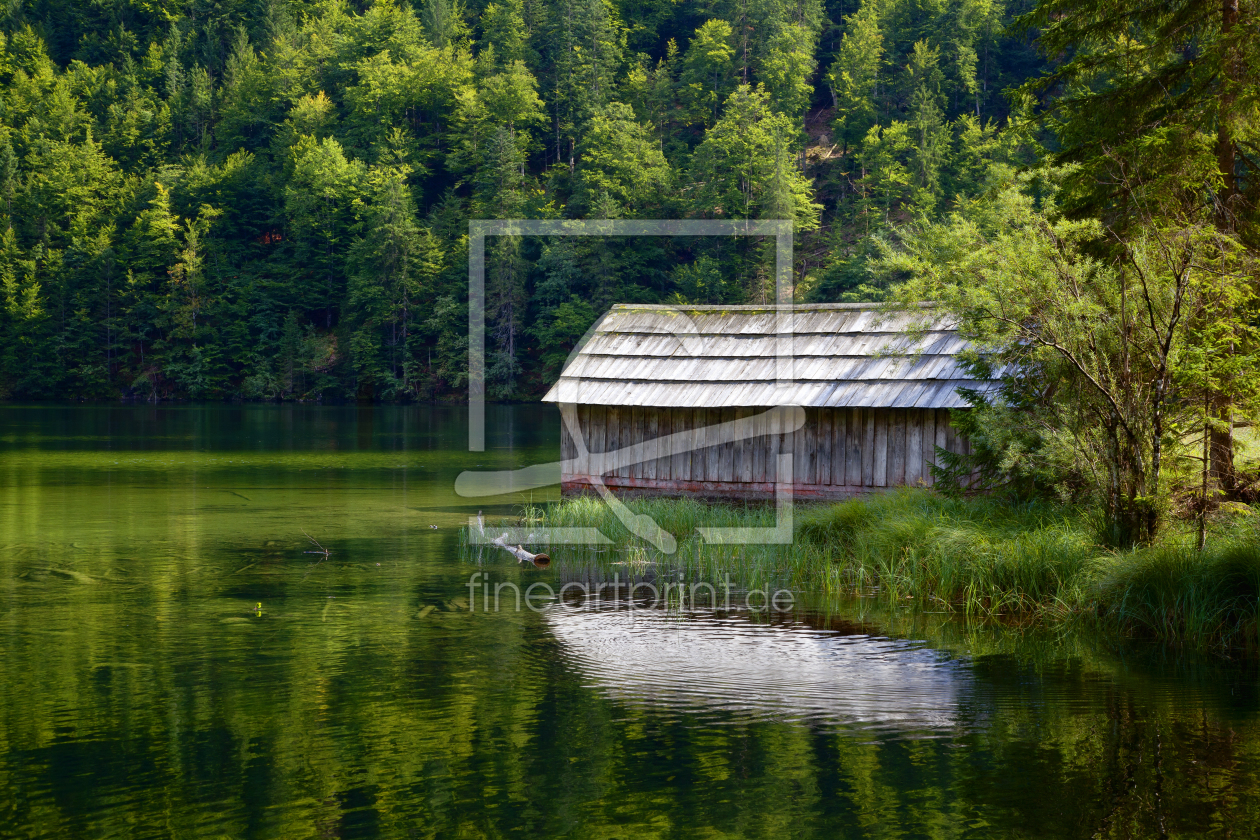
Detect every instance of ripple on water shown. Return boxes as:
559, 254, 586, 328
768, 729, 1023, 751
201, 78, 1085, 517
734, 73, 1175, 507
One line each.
545, 606, 972, 737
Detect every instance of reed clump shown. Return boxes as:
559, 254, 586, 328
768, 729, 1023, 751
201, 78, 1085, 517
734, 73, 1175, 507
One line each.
796, 491, 1092, 616
533, 494, 777, 538
1085, 531, 1260, 651
798, 491, 1260, 649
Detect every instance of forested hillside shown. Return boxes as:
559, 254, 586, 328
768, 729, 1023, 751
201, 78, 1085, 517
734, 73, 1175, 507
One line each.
0, 0, 1048, 401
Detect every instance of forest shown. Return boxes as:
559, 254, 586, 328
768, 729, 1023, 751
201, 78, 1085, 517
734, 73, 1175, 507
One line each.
0, 0, 1048, 404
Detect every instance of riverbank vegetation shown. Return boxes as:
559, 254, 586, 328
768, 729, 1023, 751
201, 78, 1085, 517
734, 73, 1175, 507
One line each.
800, 492, 1260, 652
495, 491, 1260, 653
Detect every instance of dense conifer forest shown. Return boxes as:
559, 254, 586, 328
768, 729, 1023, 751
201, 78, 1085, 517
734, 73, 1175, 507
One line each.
0, 0, 1054, 401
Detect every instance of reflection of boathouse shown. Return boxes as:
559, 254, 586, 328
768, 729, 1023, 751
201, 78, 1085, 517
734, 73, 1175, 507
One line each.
542, 303, 996, 500
545, 606, 968, 732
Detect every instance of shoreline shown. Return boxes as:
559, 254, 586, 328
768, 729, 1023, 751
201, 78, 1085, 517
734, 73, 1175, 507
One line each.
466, 490, 1260, 656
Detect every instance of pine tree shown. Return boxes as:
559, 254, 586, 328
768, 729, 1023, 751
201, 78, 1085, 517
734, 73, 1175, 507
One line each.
348, 151, 443, 397
284, 136, 366, 329
758, 23, 817, 117
906, 40, 949, 210
541, 0, 625, 168
575, 102, 671, 214
688, 85, 820, 228
422, 0, 470, 48
680, 19, 736, 126
476, 127, 529, 398
479, 0, 529, 67
826, 1, 883, 152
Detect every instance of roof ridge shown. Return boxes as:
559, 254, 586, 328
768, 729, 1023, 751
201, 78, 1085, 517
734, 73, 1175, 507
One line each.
608, 302, 937, 312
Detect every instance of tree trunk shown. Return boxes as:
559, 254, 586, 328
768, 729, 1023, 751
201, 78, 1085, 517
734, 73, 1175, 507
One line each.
1218, 0, 1240, 220
1208, 0, 1241, 490
1210, 396, 1236, 493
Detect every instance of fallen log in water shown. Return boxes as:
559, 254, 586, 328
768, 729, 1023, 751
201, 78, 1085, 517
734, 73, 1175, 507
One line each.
491, 534, 551, 568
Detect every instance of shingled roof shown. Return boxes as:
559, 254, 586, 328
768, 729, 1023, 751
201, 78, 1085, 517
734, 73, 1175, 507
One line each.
540, 303, 997, 409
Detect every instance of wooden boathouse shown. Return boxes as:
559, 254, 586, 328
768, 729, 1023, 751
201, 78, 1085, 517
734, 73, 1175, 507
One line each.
541, 303, 996, 500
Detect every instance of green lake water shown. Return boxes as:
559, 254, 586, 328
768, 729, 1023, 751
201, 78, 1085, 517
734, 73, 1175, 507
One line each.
1, 404, 1259, 839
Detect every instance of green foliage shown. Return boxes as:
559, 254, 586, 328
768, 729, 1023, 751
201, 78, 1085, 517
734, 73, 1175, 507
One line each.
527, 294, 599, 383
680, 19, 736, 125
0, 0, 1172, 409
1015, 0, 1260, 497
285, 135, 367, 328
825, 1, 883, 150
574, 102, 671, 213
797, 490, 1093, 614
1017, 0, 1260, 240
668, 254, 738, 304
689, 85, 821, 228
1087, 524, 1260, 651
757, 23, 817, 117
347, 154, 444, 399
883, 169, 1260, 544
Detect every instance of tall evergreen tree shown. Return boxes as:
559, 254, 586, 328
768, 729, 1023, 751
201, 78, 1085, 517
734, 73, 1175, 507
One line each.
348, 154, 442, 397
540, 0, 625, 168
680, 19, 736, 126
826, 0, 883, 152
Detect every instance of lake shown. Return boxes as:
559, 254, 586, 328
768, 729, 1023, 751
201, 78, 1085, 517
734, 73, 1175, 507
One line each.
1, 404, 1258, 838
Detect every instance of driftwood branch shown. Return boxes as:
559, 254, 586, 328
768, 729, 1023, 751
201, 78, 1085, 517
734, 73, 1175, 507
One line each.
491, 534, 551, 568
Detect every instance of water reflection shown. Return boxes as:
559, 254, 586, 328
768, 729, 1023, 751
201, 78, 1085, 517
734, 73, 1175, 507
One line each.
2, 405, 1259, 839
549, 606, 970, 734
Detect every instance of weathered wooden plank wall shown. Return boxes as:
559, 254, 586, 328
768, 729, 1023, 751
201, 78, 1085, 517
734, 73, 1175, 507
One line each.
560, 406, 967, 498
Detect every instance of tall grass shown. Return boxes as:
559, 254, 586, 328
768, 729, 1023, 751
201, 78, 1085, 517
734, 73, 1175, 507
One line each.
796, 491, 1092, 616
802, 495, 1260, 650
462, 490, 1260, 653
1086, 533, 1260, 652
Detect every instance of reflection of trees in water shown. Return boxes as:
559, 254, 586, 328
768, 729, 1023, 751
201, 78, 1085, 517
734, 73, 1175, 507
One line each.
3, 406, 1259, 838
6, 567, 1260, 838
